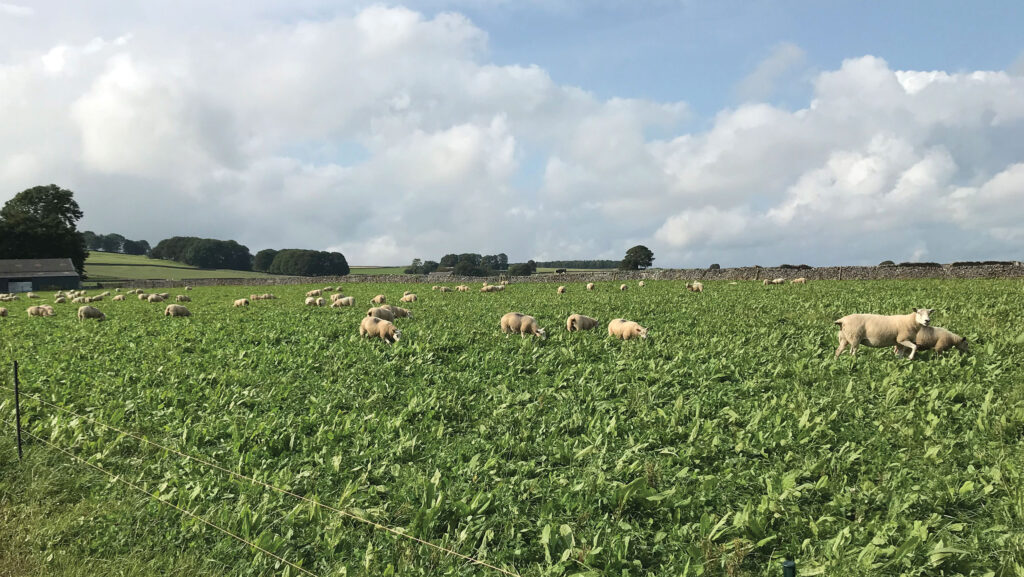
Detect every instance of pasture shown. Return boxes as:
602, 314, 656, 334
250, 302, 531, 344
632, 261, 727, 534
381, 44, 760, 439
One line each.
85, 252, 276, 282
1, 279, 1022, 576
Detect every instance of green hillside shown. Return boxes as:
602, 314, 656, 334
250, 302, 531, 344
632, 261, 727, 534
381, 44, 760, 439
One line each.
85, 252, 275, 282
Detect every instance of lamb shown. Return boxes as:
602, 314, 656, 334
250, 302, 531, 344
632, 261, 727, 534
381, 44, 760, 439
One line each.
834, 309, 934, 359
557, 286, 566, 294
403, 290, 413, 296
457, 285, 470, 292
233, 298, 249, 307
382, 304, 413, 318
148, 294, 165, 303
438, 286, 453, 293
371, 294, 387, 305
77, 306, 105, 321
359, 316, 402, 344
315, 297, 327, 307
500, 312, 546, 338
331, 296, 355, 307
896, 325, 968, 356
262, 294, 276, 300
620, 284, 628, 291
367, 306, 396, 321
608, 318, 648, 340
639, 281, 646, 288
400, 294, 417, 302
184, 286, 192, 291
54, 296, 67, 303
0, 307, 6, 317
164, 304, 191, 317
112, 295, 125, 301
26, 292, 37, 299
305, 297, 316, 306
138, 293, 149, 300
306, 289, 322, 297
772, 278, 785, 285
566, 314, 599, 332
686, 282, 704, 293
41, 305, 55, 315
27, 305, 51, 317
791, 277, 807, 284
250, 294, 260, 301
432, 286, 440, 291
587, 283, 595, 291
330, 293, 345, 302
157, 293, 170, 299
89, 295, 103, 302
323, 286, 332, 292
98, 291, 110, 297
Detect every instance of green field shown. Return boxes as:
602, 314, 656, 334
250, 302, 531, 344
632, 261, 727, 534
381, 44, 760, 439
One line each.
85, 252, 276, 282
348, 266, 407, 275
1, 279, 1022, 576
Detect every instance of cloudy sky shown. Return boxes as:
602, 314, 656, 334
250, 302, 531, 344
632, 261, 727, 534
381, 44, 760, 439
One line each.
2, 1, 1023, 266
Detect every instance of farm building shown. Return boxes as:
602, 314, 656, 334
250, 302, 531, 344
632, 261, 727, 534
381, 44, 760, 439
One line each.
0, 258, 81, 292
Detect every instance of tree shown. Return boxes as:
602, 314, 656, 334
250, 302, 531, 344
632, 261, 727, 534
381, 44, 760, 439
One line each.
253, 249, 279, 272
528, 260, 537, 273
267, 249, 349, 276
496, 253, 508, 270
439, 254, 458, 268
0, 184, 87, 275
422, 261, 439, 274
82, 231, 100, 250
508, 263, 532, 276
620, 245, 654, 270
404, 258, 424, 274
122, 239, 150, 255
100, 233, 125, 253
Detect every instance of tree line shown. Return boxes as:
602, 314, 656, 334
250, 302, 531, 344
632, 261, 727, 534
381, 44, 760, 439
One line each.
82, 231, 151, 255
404, 246, 655, 277
253, 249, 350, 276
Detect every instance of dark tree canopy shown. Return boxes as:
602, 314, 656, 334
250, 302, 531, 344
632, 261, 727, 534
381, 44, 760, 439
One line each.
253, 249, 279, 272
84, 230, 151, 255
150, 236, 253, 271
508, 263, 532, 276
0, 184, 87, 275
439, 254, 458, 267
121, 239, 151, 256
536, 260, 619, 269
620, 245, 655, 270
266, 249, 349, 276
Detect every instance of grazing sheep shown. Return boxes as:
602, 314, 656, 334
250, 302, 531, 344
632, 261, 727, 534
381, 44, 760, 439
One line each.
686, 282, 704, 293
331, 296, 355, 307
315, 297, 326, 307
138, 293, 149, 300
500, 280, 510, 286
306, 289, 322, 297
763, 279, 771, 286
114, 288, 121, 292
54, 296, 66, 303
250, 294, 260, 301
234, 298, 249, 307
566, 314, 599, 332
587, 283, 595, 291
608, 319, 648, 340
148, 294, 165, 303
41, 305, 55, 315
403, 290, 413, 296
323, 286, 332, 292
791, 277, 807, 284
90, 295, 104, 302
385, 305, 411, 317
98, 291, 110, 297
620, 284, 628, 291
897, 325, 968, 356
772, 278, 785, 285
834, 309, 934, 359
557, 286, 566, 294
72, 296, 87, 303
112, 295, 125, 301
359, 316, 402, 344
26, 292, 37, 299
27, 305, 51, 317
330, 293, 345, 302
457, 285, 470, 292
184, 286, 192, 291
367, 307, 396, 322
500, 312, 546, 339
164, 304, 191, 317
262, 294, 276, 300
438, 286, 453, 293
432, 286, 440, 291
0, 307, 6, 317
371, 294, 387, 305
638, 281, 645, 288
77, 306, 105, 321
400, 294, 417, 302
480, 285, 505, 293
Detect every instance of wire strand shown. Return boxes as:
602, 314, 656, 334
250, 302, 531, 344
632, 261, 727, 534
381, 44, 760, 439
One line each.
2, 384, 520, 577
5, 421, 317, 577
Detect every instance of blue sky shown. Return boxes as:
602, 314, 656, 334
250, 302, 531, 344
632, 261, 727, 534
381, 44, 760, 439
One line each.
1, 1, 1023, 266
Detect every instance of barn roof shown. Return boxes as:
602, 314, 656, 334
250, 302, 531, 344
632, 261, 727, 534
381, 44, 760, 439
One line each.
0, 258, 80, 278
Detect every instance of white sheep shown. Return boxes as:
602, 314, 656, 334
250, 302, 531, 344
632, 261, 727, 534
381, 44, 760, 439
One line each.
586, 283, 595, 291
638, 281, 645, 288
138, 293, 149, 300
77, 306, 105, 321
500, 312, 546, 338
148, 294, 165, 303
112, 295, 125, 301
371, 294, 387, 305
367, 306, 395, 322
331, 296, 355, 307
330, 293, 345, 302
234, 298, 249, 307
400, 294, 417, 302
791, 277, 807, 284
359, 316, 402, 344
438, 286, 453, 293
834, 309, 934, 359
557, 286, 566, 294
566, 314, 599, 332
26, 292, 37, 299
897, 325, 968, 356
620, 284, 628, 291
608, 319, 648, 340
686, 282, 704, 293
176, 295, 191, 302
54, 296, 67, 303
315, 297, 326, 307
158, 293, 170, 299
184, 286, 193, 291
382, 304, 413, 318
456, 285, 470, 292
27, 305, 51, 317
0, 307, 6, 317
772, 278, 785, 285
306, 289, 322, 297
305, 296, 316, 306
164, 304, 191, 317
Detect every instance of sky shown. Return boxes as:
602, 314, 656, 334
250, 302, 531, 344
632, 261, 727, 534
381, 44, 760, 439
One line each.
1, 1, 1023, 266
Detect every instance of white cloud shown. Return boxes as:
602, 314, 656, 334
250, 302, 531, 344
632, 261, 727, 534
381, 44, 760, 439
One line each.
0, 3, 32, 16
736, 42, 806, 101
1, 7, 1023, 267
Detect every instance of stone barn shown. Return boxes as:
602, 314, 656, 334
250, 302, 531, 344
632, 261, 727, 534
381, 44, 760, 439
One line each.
0, 258, 81, 293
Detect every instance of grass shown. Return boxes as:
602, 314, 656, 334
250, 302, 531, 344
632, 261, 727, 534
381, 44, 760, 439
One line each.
348, 266, 407, 275
1, 279, 1023, 576
85, 252, 274, 282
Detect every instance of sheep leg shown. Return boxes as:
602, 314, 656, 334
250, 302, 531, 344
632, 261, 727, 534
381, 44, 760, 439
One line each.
835, 333, 848, 358
899, 340, 918, 359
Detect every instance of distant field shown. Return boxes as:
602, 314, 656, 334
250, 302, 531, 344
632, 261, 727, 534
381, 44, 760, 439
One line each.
84, 252, 275, 282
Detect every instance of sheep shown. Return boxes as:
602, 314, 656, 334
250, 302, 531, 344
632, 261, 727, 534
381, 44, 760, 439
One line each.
323, 286, 332, 292
250, 294, 260, 301
138, 293, 149, 300
90, 295, 104, 302
331, 296, 355, 307
400, 294, 418, 303
791, 277, 807, 284
432, 286, 440, 291
457, 285, 470, 292
98, 291, 110, 297
382, 304, 413, 319
371, 294, 387, 305
112, 295, 125, 301
315, 297, 326, 307
895, 325, 968, 356
834, 309, 934, 359
306, 289, 322, 297
359, 316, 401, 344
27, 305, 51, 317
77, 306, 105, 321
159, 293, 170, 299
54, 296, 67, 303
480, 285, 505, 293
148, 294, 165, 303
620, 284, 628, 291
763, 279, 771, 286
557, 286, 566, 294
184, 286, 192, 291
164, 304, 191, 317
72, 296, 87, 304
438, 286, 453, 293
587, 283, 595, 291
233, 298, 249, 307
0, 307, 6, 317
500, 312, 546, 339
330, 293, 345, 302
41, 305, 55, 316
403, 290, 413, 296
686, 282, 704, 293
26, 292, 37, 299
304, 297, 316, 306
772, 278, 785, 285
262, 294, 276, 300
639, 281, 646, 288
608, 319, 648, 340
566, 314, 599, 332
367, 307, 396, 322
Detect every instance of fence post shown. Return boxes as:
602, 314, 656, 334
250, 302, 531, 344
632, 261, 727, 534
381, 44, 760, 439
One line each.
14, 360, 23, 460
782, 559, 796, 577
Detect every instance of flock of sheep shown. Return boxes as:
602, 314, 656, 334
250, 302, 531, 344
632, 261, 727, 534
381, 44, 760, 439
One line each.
0, 279, 968, 358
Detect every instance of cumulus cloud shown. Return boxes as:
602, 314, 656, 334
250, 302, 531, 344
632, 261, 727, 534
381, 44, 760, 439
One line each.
0, 6, 1023, 267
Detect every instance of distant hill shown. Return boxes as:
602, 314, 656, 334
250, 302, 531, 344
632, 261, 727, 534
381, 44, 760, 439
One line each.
85, 252, 275, 282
